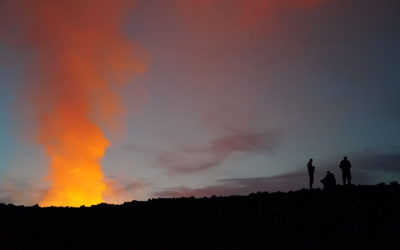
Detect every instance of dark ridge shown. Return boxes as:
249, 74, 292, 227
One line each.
1, 183, 400, 250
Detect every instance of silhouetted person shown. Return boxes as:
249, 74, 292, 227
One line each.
320, 171, 336, 191
307, 158, 315, 189
339, 156, 352, 185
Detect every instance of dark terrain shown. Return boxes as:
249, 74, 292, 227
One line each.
1, 183, 400, 250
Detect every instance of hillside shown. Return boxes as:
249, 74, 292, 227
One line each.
1, 183, 400, 250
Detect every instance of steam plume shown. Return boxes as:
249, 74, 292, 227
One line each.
3, 0, 145, 207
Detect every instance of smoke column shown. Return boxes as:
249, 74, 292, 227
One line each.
2, 0, 145, 207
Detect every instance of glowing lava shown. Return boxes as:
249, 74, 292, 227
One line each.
38, 104, 110, 207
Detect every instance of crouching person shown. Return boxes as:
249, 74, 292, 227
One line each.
321, 171, 336, 191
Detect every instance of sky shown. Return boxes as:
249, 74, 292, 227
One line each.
0, 0, 400, 205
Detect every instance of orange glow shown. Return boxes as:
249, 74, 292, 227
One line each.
38, 104, 110, 207
4, 0, 145, 207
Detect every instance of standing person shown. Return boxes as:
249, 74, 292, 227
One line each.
307, 158, 315, 189
339, 156, 352, 185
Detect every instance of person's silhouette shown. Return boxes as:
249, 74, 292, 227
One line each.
339, 156, 352, 185
321, 171, 336, 191
307, 158, 315, 189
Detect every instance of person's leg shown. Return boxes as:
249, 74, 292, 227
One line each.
310, 175, 314, 189
342, 173, 346, 185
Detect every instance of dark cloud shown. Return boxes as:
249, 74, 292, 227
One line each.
156, 128, 283, 174
354, 151, 400, 175
207, 130, 281, 153
123, 106, 283, 175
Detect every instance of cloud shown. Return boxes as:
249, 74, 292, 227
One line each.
0, 179, 44, 205
155, 173, 305, 198
354, 151, 400, 175
103, 176, 148, 204
156, 128, 283, 174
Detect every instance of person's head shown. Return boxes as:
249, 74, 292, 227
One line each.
327, 171, 331, 174
309, 158, 313, 163
344, 156, 348, 160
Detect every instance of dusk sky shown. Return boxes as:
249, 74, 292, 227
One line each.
0, 0, 399, 206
